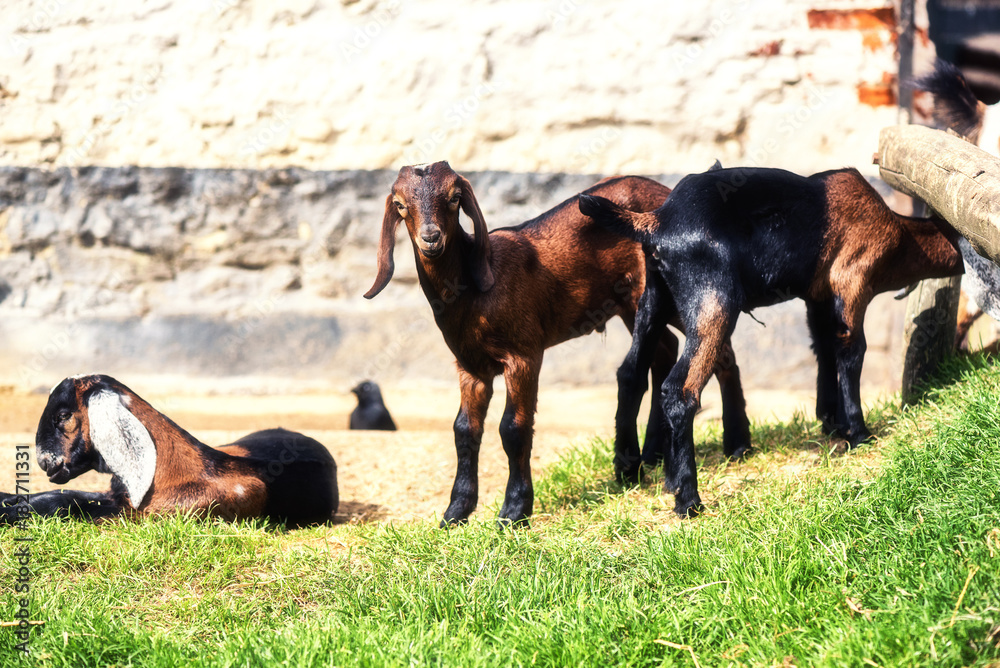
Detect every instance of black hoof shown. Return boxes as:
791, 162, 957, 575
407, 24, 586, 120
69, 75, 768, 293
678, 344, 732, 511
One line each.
724, 445, 753, 461
496, 516, 530, 530
673, 496, 704, 518
846, 430, 874, 450
820, 418, 847, 440
439, 515, 469, 529
615, 461, 642, 486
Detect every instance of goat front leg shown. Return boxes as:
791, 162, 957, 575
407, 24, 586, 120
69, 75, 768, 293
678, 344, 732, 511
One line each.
497, 355, 541, 527
0, 489, 121, 523
442, 370, 494, 527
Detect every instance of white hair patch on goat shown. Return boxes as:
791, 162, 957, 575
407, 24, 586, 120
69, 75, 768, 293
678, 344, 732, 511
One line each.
88, 389, 156, 509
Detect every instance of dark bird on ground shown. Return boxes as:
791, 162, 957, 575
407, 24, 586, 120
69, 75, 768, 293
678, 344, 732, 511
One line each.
349, 381, 397, 431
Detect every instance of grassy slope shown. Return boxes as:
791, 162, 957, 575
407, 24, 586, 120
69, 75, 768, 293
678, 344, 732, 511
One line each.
2, 356, 999, 667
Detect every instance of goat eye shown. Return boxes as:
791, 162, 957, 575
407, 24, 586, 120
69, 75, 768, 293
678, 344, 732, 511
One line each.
394, 202, 406, 214
450, 194, 461, 206
56, 410, 72, 424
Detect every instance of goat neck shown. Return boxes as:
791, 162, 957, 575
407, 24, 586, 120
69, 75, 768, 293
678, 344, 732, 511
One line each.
67, 376, 260, 513
867, 213, 963, 294
413, 229, 479, 313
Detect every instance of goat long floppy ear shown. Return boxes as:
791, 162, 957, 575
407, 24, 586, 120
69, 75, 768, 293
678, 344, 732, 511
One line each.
457, 175, 495, 292
88, 390, 156, 509
364, 194, 403, 299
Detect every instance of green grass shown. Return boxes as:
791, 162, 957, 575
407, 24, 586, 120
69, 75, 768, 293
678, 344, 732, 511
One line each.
4, 355, 1000, 667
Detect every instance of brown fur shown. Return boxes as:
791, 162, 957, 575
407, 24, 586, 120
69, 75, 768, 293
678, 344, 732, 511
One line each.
810, 171, 963, 347
32, 375, 337, 525
365, 161, 750, 525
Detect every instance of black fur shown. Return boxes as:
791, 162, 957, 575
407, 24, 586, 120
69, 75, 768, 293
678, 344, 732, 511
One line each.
349, 381, 397, 431
1, 489, 120, 524
580, 165, 962, 518
912, 59, 983, 140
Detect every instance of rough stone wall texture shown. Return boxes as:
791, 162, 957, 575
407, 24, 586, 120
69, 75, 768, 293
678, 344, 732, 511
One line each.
1, 0, 906, 175
0, 166, 909, 394
0, 0, 928, 393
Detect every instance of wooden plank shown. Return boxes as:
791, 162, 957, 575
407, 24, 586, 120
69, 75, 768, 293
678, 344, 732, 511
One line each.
877, 124, 1000, 265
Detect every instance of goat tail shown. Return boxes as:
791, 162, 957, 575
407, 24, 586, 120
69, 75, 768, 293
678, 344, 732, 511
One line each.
578, 194, 658, 245
912, 59, 985, 140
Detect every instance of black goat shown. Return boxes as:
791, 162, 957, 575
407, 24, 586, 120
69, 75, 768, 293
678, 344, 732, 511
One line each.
580, 166, 963, 517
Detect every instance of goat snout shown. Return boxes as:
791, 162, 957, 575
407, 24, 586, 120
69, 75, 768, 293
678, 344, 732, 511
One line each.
417, 227, 444, 257
37, 452, 71, 483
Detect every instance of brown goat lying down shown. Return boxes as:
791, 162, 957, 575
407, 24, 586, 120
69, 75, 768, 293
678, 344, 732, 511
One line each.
364, 161, 751, 526
0, 375, 338, 526
580, 166, 963, 518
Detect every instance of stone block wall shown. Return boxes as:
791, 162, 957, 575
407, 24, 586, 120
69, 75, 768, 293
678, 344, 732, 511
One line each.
0, 166, 910, 394
0, 0, 930, 393
1, 0, 911, 175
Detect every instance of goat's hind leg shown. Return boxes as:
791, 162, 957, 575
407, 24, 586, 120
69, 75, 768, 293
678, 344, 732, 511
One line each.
715, 337, 751, 460
807, 296, 873, 447
807, 300, 845, 437
661, 291, 738, 517
497, 355, 542, 527
618, 269, 675, 484
833, 295, 873, 448
442, 370, 494, 527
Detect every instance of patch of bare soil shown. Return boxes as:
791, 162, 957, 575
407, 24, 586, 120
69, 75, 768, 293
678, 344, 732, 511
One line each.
0, 380, 881, 524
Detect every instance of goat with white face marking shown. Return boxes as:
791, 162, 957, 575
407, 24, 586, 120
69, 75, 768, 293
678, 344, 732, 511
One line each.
365, 161, 751, 527
1, 374, 338, 526
580, 166, 963, 518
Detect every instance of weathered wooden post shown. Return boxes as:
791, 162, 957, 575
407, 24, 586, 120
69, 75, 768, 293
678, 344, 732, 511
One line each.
878, 124, 1000, 399
899, 275, 961, 401
891, 0, 961, 401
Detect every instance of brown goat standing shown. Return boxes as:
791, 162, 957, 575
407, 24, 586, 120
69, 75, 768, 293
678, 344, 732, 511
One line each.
364, 161, 751, 526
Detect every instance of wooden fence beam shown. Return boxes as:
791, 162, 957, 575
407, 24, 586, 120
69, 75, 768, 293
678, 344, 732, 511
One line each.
877, 124, 1000, 265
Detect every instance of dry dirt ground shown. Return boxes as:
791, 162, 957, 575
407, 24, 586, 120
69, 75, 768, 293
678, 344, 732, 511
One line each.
0, 380, 884, 525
